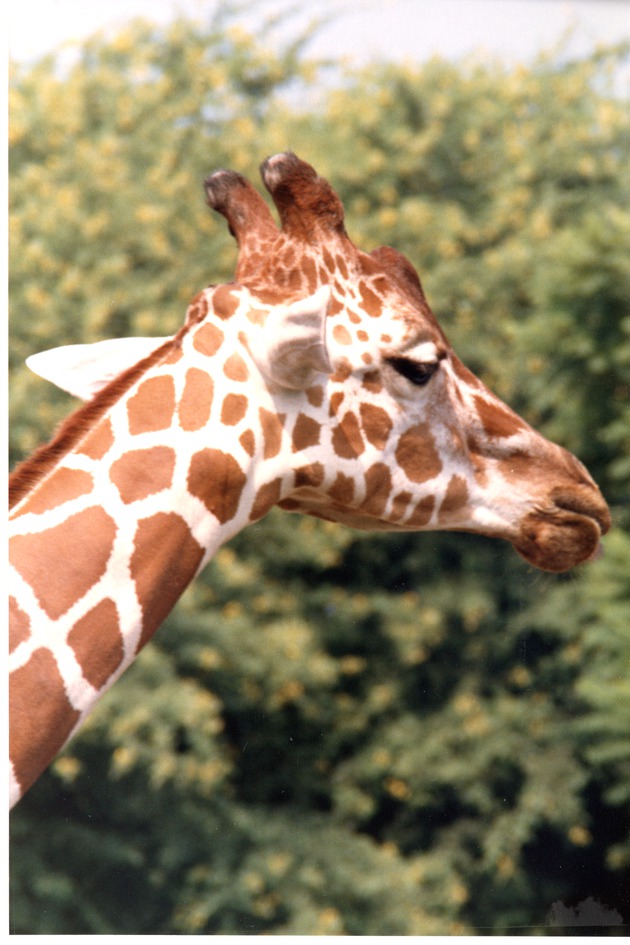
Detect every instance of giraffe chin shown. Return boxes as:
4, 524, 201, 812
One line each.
513, 510, 606, 573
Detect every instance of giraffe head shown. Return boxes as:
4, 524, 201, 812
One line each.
26, 153, 610, 572
200, 152, 609, 571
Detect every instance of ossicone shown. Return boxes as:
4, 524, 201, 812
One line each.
260, 152, 347, 241
204, 168, 278, 245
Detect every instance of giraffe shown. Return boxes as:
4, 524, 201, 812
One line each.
9, 152, 610, 809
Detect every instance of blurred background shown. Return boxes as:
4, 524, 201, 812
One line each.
9, 0, 630, 934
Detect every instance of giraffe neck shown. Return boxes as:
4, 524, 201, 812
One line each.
9, 294, 295, 804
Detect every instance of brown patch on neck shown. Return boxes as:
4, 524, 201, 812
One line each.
130, 512, 205, 651
10, 506, 117, 620
10, 647, 82, 800
9, 330, 187, 510
9, 597, 30, 653
67, 599, 124, 690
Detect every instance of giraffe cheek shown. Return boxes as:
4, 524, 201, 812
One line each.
395, 424, 443, 484
331, 411, 365, 459
438, 475, 470, 524
359, 464, 392, 519
359, 403, 393, 450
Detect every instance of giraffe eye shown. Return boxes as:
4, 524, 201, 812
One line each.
386, 356, 439, 386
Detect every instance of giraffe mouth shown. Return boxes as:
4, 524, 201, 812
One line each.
513, 487, 611, 573
552, 488, 611, 533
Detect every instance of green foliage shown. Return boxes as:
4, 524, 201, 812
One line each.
9, 12, 630, 935
577, 532, 630, 852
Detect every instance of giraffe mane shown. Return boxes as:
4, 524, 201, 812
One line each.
9, 332, 187, 509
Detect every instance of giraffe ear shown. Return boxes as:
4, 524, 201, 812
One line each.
25, 336, 172, 401
253, 286, 332, 390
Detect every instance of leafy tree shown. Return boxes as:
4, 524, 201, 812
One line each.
9, 12, 630, 934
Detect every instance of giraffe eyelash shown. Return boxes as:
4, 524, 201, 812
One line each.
385, 356, 441, 387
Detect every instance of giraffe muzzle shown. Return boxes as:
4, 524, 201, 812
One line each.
551, 486, 612, 535
514, 484, 611, 573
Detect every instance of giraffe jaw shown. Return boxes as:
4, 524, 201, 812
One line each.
281, 488, 610, 572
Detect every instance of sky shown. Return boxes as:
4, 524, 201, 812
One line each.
6, 0, 630, 69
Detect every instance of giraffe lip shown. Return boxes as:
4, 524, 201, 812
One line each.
550, 488, 611, 536
513, 487, 611, 573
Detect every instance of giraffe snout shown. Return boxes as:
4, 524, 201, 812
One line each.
550, 483, 611, 537
514, 475, 611, 573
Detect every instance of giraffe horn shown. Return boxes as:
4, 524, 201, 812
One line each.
204, 169, 279, 246
260, 152, 348, 241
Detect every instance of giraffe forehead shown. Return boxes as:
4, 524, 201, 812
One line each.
323, 264, 441, 344
234, 233, 438, 339
327, 291, 441, 357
